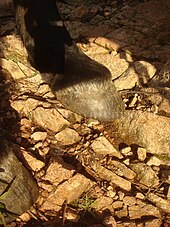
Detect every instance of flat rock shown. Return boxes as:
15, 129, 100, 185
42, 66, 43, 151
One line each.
129, 204, 161, 219
92, 163, 131, 191
55, 128, 81, 145
40, 173, 90, 212
91, 136, 123, 159
42, 156, 75, 185
32, 107, 70, 133
130, 163, 159, 188
91, 196, 113, 213
114, 67, 139, 91
147, 192, 170, 214
110, 160, 136, 180
31, 131, 47, 142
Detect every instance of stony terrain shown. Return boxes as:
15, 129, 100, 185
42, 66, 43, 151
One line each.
0, 0, 170, 226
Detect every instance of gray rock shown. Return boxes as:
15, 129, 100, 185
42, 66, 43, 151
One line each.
0, 139, 39, 224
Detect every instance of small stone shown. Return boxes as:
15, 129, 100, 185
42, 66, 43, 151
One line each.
118, 191, 125, 201
91, 136, 123, 159
93, 164, 131, 191
136, 223, 144, 227
111, 160, 136, 180
167, 186, 170, 200
145, 219, 162, 227
129, 94, 138, 107
55, 128, 81, 145
106, 189, 116, 198
65, 208, 80, 223
103, 216, 117, 227
121, 147, 132, 156
115, 206, 128, 218
112, 201, 123, 209
129, 204, 161, 219
123, 159, 130, 165
137, 147, 147, 161
147, 192, 170, 214
130, 163, 159, 188
40, 173, 90, 212
22, 150, 45, 171
91, 196, 113, 214
135, 193, 145, 200
19, 212, 30, 223
43, 156, 75, 185
31, 131, 47, 142
147, 156, 161, 166
32, 107, 70, 133
123, 196, 136, 206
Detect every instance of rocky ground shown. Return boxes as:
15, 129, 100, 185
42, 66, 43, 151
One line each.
0, 0, 170, 226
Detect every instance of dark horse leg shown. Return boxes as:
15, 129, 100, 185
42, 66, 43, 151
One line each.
13, 0, 124, 121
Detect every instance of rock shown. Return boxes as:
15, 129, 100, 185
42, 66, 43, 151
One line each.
145, 219, 162, 227
123, 196, 136, 206
130, 163, 159, 188
42, 156, 75, 186
103, 216, 117, 227
92, 164, 131, 191
91, 196, 113, 213
22, 149, 45, 171
134, 61, 156, 84
118, 191, 125, 201
114, 67, 139, 91
57, 108, 83, 123
88, 52, 129, 80
137, 147, 147, 161
64, 207, 80, 223
110, 110, 170, 155
32, 107, 70, 133
112, 201, 123, 209
128, 204, 161, 219
147, 156, 162, 166
0, 139, 39, 224
93, 37, 121, 52
91, 136, 123, 159
115, 206, 128, 218
55, 128, 81, 145
40, 173, 90, 212
120, 147, 132, 156
135, 193, 145, 200
151, 60, 170, 87
31, 131, 47, 142
11, 98, 38, 117
110, 160, 136, 180
147, 192, 170, 214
